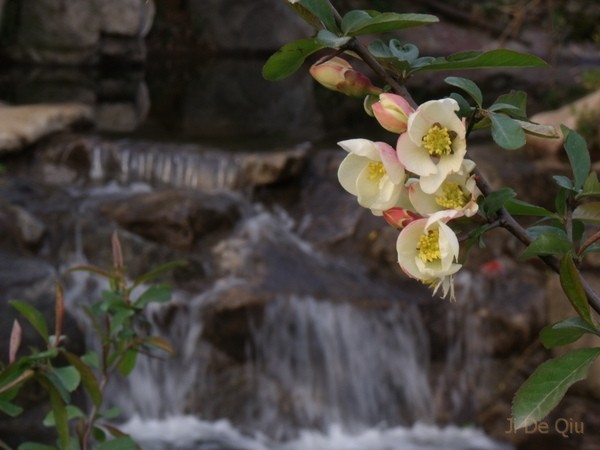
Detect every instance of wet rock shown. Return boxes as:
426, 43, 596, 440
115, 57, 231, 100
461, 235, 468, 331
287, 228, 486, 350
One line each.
0, 203, 46, 250
0, 104, 93, 153
98, 0, 155, 37
101, 190, 245, 250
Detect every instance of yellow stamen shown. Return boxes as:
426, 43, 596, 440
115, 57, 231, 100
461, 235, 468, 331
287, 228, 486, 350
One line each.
435, 182, 469, 209
422, 123, 454, 157
368, 161, 386, 182
417, 229, 441, 263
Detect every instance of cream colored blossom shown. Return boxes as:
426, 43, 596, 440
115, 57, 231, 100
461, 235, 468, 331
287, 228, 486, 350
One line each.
396, 212, 462, 300
408, 159, 481, 218
338, 138, 406, 215
396, 98, 467, 194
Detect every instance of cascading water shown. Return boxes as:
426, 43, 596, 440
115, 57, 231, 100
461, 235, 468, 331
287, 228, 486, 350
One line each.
5, 135, 515, 449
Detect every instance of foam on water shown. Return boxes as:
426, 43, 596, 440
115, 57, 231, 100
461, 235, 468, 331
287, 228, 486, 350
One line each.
122, 415, 514, 450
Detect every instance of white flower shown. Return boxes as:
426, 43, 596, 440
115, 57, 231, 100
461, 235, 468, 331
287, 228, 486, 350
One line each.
396, 98, 467, 194
408, 159, 481, 218
338, 138, 406, 215
396, 212, 462, 300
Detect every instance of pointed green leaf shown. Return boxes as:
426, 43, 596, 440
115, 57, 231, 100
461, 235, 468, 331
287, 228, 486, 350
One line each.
315, 29, 351, 48
540, 317, 600, 349
0, 399, 23, 417
580, 172, 600, 198
8, 300, 49, 342
117, 350, 138, 377
52, 366, 80, 393
480, 187, 516, 217
131, 260, 187, 290
560, 254, 595, 326
553, 175, 574, 190
520, 233, 572, 259
573, 202, 600, 223
294, 0, 337, 32
504, 199, 554, 217
412, 49, 547, 73
64, 352, 102, 407
39, 377, 70, 450
96, 437, 137, 450
18, 444, 57, 450
489, 113, 526, 150
341, 11, 438, 36
445, 76, 482, 107
144, 336, 173, 355
43, 405, 84, 426
493, 91, 528, 118
134, 285, 172, 309
262, 38, 325, 81
512, 347, 600, 429
561, 126, 591, 192
515, 120, 559, 138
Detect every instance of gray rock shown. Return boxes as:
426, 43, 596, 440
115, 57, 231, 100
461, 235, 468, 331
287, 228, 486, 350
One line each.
98, 0, 155, 37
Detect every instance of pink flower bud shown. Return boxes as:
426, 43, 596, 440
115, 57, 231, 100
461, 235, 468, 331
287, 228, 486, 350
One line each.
309, 56, 382, 97
372, 93, 414, 134
383, 207, 421, 229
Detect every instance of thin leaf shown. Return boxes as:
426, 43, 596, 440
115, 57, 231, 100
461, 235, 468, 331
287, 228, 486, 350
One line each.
561, 126, 591, 192
96, 437, 137, 450
295, 0, 337, 32
560, 254, 595, 326
17, 444, 57, 450
8, 300, 49, 342
64, 352, 102, 408
342, 11, 438, 36
515, 120, 559, 138
54, 283, 64, 349
131, 260, 187, 290
66, 265, 112, 280
504, 199, 554, 217
39, 376, 70, 450
489, 113, 526, 150
262, 38, 325, 81
0, 399, 23, 417
9, 320, 22, 364
133, 285, 172, 309
144, 337, 173, 355
573, 202, 600, 223
480, 187, 516, 218
520, 233, 572, 259
540, 317, 600, 349
117, 350, 138, 377
412, 49, 547, 73
512, 347, 600, 429
553, 175, 574, 191
445, 76, 482, 107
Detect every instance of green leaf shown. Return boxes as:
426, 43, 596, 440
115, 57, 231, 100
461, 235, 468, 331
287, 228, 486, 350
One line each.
52, 366, 80, 393
43, 405, 84, 426
448, 92, 473, 119
8, 300, 49, 342
80, 351, 100, 370
341, 11, 438, 36
540, 317, 600, 349
445, 76, 482, 107
480, 187, 516, 217
117, 350, 138, 377
489, 113, 526, 150
561, 126, 591, 192
504, 199, 554, 217
520, 233, 572, 259
493, 91, 528, 118
18, 444, 57, 450
580, 172, 600, 198
514, 120, 559, 139
133, 260, 188, 288
101, 290, 128, 312
64, 352, 102, 408
110, 308, 135, 336
134, 285, 172, 309
0, 399, 23, 417
573, 202, 600, 223
555, 187, 569, 216
294, 0, 337, 32
560, 254, 595, 326
412, 49, 547, 73
552, 175, 574, 190
39, 377, 70, 450
100, 407, 122, 420
262, 38, 325, 81
315, 29, 351, 48
512, 347, 600, 429
96, 437, 137, 450
526, 225, 567, 239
